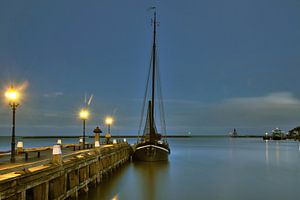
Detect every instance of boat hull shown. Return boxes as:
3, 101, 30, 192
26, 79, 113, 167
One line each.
132, 144, 170, 162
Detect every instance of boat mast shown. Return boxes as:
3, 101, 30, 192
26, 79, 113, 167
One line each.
150, 11, 157, 140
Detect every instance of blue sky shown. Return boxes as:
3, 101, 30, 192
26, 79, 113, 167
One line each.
0, 0, 300, 136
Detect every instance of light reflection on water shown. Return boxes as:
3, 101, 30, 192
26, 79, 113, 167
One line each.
265, 140, 269, 165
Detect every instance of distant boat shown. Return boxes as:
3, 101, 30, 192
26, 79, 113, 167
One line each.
229, 128, 238, 137
271, 128, 286, 140
132, 9, 170, 162
262, 132, 271, 140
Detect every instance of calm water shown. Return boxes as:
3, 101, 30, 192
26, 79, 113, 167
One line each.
80, 137, 300, 200
1, 137, 300, 199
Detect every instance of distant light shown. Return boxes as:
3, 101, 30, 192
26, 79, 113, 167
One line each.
123, 138, 127, 142
265, 132, 268, 135
113, 139, 117, 144
105, 117, 113, 125
95, 141, 100, 147
79, 109, 89, 120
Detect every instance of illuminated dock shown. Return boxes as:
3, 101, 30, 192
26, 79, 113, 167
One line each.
0, 142, 132, 200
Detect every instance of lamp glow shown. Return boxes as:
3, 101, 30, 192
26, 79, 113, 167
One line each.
105, 117, 113, 135
5, 86, 19, 102
105, 117, 113, 125
79, 109, 89, 120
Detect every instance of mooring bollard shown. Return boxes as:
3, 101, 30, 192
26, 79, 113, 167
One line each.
16, 141, 23, 154
52, 145, 62, 165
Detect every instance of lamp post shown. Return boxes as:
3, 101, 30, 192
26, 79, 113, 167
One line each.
105, 117, 113, 134
79, 109, 89, 149
5, 85, 19, 162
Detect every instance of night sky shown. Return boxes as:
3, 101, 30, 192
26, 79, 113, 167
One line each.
1, 0, 300, 136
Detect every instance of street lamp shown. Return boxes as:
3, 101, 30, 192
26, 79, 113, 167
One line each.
79, 108, 89, 149
5, 85, 20, 162
105, 117, 113, 134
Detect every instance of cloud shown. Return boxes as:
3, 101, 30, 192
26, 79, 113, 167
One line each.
209, 92, 300, 130
43, 92, 64, 98
164, 92, 300, 134
224, 92, 300, 106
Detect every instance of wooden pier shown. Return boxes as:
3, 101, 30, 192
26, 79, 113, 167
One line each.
0, 142, 132, 200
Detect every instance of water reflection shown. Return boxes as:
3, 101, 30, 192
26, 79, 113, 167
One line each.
275, 142, 280, 164
265, 140, 269, 164
80, 138, 300, 200
133, 161, 169, 200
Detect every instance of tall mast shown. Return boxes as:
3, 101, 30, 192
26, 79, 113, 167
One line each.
150, 11, 157, 138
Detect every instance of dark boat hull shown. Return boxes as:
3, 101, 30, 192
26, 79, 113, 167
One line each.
132, 144, 170, 162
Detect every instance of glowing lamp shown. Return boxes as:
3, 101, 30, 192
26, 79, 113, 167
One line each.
79, 109, 89, 120
105, 117, 113, 125
5, 87, 18, 100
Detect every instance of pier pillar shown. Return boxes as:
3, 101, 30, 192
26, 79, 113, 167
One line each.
52, 145, 62, 165
18, 191, 26, 200
49, 175, 65, 199
32, 182, 48, 200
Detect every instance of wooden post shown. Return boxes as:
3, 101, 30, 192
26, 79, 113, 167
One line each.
18, 191, 26, 200
33, 182, 48, 200
49, 176, 65, 199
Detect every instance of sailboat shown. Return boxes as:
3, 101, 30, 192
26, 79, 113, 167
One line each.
132, 9, 171, 162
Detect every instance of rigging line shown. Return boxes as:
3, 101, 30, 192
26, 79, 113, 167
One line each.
137, 51, 153, 142
155, 51, 163, 131
155, 51, 167, 140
